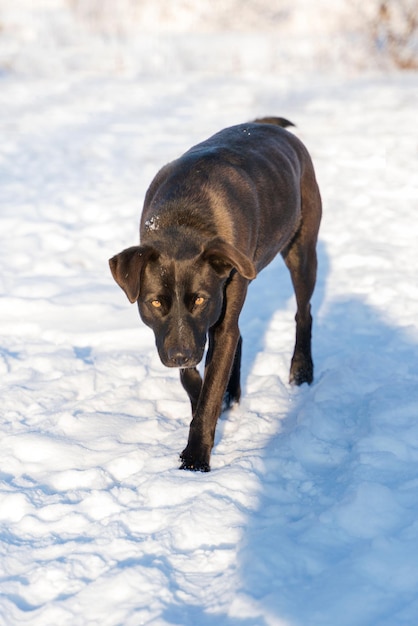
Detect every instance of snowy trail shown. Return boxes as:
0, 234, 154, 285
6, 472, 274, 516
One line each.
1, 72, 418, 625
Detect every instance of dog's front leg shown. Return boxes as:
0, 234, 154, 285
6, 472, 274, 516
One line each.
179, 327, 240, 471
180, 275, 249, 471
180, 367, 202, 415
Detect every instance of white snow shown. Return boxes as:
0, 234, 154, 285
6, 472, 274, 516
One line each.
145, 216, 160, 232
1, 1, 418, 625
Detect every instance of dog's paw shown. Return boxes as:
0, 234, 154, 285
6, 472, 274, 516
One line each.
222, 390, 240, 412
179, 448, 211, 472
289, 357, 313, 386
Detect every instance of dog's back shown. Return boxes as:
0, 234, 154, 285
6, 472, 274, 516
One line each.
141, 118, 318, 274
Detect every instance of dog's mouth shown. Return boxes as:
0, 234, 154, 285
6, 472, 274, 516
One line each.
159, 346, 204, 369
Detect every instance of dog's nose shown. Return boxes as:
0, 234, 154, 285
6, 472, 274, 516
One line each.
167, 348, 194, 367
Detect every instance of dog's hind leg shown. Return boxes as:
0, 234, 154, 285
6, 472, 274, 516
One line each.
283, 237, 316, 385
180, 367, 202, 415
282, 169, 321, 385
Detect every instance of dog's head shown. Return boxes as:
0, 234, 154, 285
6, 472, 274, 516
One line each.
109, 238, 255, 368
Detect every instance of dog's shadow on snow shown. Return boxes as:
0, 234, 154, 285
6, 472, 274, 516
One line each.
235, 240, 418, 625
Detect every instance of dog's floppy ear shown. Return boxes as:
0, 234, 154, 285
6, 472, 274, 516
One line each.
202, 238, 256, 280
109, 245, 159, 303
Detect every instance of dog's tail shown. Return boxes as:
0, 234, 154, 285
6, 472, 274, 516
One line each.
253, 116, 295, 128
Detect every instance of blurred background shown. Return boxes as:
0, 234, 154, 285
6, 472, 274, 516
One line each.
0, 0, 416, 78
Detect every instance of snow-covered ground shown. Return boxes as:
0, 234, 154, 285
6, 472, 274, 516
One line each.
1, 3, 418, 626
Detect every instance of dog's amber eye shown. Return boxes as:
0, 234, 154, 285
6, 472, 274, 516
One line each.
194, 296, 205, 306
151, 299, 161, 308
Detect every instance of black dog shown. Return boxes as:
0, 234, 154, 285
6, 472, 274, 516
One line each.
109, 117, 322, 471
